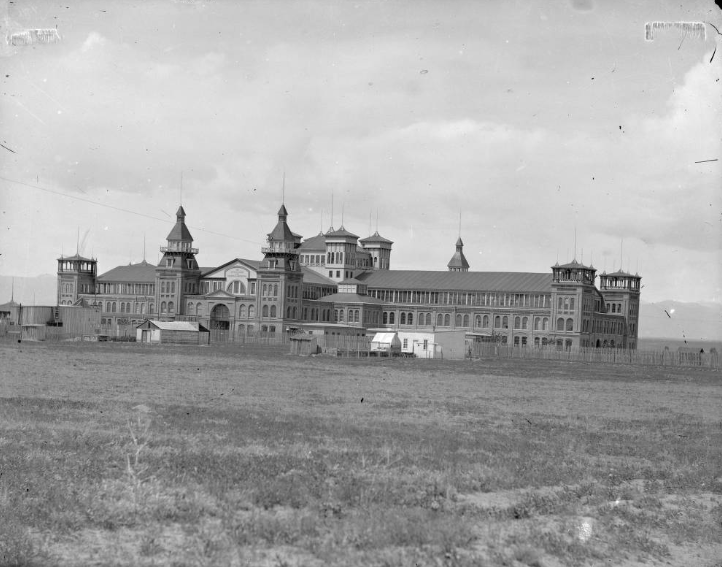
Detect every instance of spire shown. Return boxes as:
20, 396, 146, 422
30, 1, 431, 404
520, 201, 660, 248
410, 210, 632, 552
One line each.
447, 236, 469, 272
282, 171, 286, 204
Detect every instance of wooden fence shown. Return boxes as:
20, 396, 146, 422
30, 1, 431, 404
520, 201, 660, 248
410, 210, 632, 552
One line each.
470, 342, 720, 369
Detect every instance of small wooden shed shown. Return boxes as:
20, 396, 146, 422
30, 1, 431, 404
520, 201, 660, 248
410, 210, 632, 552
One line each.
136, 320, 210, 345
289, 335, 319, 356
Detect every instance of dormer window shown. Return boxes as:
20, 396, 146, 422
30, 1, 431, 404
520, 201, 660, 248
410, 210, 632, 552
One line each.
166, 258, 174, 268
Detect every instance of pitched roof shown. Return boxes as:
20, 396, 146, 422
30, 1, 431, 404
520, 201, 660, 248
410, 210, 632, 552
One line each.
268, 219, 296, 241
58, 253, 94, 262
0, 300, 19, 310
555, 259, 595, 270
325, 226, 359, 239
298, 233, 327, 251
145, 320, 200, 331
447, 250, 470, 270
166, 219, 194, 242
356, 270, 553, 292
359, 231, 393, 245
301, 267, 337, 286
200, 258, 260, 278
97, 261, 157, 283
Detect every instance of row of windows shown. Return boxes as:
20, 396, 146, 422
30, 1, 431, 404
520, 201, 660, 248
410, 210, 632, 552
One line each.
368, 290, 552, 308
592, 319, 624, 335
104, 301, 154, 314
557, 296, 575, 314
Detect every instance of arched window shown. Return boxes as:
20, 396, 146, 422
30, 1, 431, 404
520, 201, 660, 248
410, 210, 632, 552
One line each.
400, 313, 406, 325
262, 305, 269, 317
543, 317, 549, 331
514, 336, 520, 346
161, 302, 166, 314
566, 318, 573, 331
443, 314, 450, 326
270, 305, 276, 318
534, 337, 540, 347
534, 317, 540, 331
502, 316, 508, 329
494, 316, 500, 328
570, 298, 575, 311
425, 313, 431, 326
263, 284, 268, 296
383, 312, 389, 325
286, 307, 292, 318
293, 307, 297, 319
389, 312, 395, 324
437, 313, 443, 326
195, 303, 201, 316
407, 313, 413, 325
140, 304, 146, 315
187, 301, 193, 314
456, 314, 462, 327
239, 304, 246, 318
557, 317, 564, 331
339, 310, 344, 322
269, 325, 276, 334
249, 305, 255, 318
273, 284, 278, 297
261, 325, 268, 333
542, 337, 548, 346
168, 301, 174, 313
514, 316, 520, 329
120, 303, 125, 314
483, 315, 489, 328
462, 314, 469, 327
611, 304, 616, 313
149, 303, 154, 314
475, 315, 481, 328
565, 339, 572, 351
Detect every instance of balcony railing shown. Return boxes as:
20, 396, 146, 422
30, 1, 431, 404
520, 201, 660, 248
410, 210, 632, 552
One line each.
262, 245, 298, 254
160, 246, 199, 254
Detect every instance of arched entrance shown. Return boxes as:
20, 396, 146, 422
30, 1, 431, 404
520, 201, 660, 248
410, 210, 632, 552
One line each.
210, 304, 231, 342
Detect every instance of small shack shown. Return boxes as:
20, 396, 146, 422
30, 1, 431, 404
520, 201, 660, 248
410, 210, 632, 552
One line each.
136, 320, 210, 345
370, 332, 401, 356
289, 334, 319, 356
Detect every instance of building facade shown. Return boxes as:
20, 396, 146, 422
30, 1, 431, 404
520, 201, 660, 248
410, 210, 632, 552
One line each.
59, 202, 641, 349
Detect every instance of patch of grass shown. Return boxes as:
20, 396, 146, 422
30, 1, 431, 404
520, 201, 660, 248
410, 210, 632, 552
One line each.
2, 342, 722, 566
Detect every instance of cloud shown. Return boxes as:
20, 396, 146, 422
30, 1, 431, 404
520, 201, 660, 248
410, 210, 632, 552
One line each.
81, 32, 106, 52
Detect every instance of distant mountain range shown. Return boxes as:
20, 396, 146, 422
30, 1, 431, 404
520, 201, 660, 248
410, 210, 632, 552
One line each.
1, 275, 719, 340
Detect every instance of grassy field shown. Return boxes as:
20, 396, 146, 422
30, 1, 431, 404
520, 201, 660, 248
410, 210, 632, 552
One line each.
1, 341, 721, 567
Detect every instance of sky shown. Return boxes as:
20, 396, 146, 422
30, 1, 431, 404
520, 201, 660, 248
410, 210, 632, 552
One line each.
1, 0, 720, 304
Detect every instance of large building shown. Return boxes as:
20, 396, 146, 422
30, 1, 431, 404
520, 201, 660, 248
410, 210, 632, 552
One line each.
57, 203, 641, 349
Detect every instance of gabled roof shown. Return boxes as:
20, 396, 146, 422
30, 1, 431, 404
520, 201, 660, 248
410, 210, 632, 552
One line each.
0, 300, 19, 310
141, 320, 201, 331
603, 269, 639, 277
200, 258, 260, 278
97, 261, 156, 283
205, 289, 235, 298
359, 231, 393, 245
356, 270, 553, 292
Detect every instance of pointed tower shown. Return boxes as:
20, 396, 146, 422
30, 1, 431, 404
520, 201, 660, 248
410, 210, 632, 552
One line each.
447, 237, 469, 272
257, 204, 303, 330
155, 206, 200, 320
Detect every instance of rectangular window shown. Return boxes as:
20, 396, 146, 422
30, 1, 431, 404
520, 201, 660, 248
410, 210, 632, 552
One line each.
423, 339, 428, 350
403, 338, 408, 349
